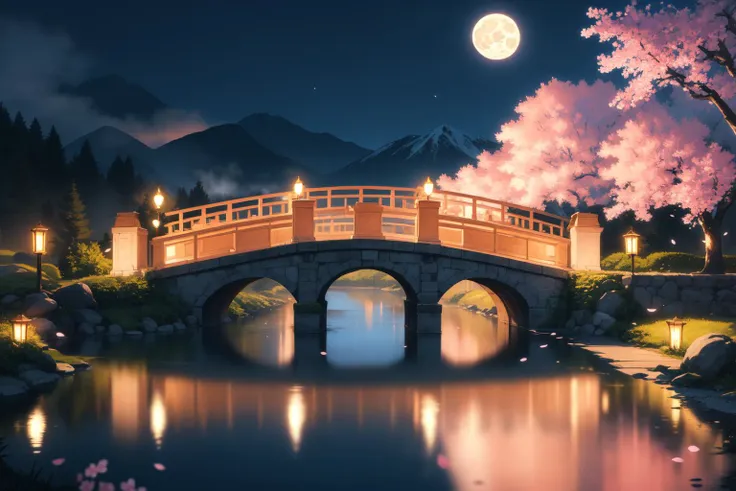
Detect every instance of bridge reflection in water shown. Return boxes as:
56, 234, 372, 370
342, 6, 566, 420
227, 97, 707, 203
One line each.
15, 365, 728, 491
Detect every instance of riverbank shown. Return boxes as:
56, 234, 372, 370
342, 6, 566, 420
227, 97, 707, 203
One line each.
574, 335, 736, 415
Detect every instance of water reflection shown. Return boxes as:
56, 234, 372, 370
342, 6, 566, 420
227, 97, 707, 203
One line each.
3, 362, 730, 490
440, 306, 508, 366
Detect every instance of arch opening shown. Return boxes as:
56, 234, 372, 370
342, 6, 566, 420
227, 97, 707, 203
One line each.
439, 278, 528, 366
202, 277, 296, 367
320, 268, 412, 368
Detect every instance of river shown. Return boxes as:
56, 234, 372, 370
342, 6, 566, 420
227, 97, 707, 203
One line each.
0, 286, 734, 490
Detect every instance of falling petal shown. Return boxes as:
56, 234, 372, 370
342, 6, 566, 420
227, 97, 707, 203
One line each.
520, 357, 528, 362
403, 345, 407, 348
556, 336, 563, 339
437, 454, 450, 469
688, 445, 700, 453
51, 458, 65, 466
550, 332, 556, 336
320, 351, 327, 356
540, 344, 548, 348
154, 463, 166, 471
670, 239, 676, 245
556, 361, 560, 363
672, 457, 684, 463
632, 322, 637, 325
647, 308, 657, 313
55, 332, 65, 338
77, 474, 83, 483
669, 214, 675, 217
702, 240, 707, 243
725, 232, 729, 236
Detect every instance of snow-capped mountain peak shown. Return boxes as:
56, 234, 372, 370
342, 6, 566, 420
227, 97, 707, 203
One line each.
407, 125, 483, 159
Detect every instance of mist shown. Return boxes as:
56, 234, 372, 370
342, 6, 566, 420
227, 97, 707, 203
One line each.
197, 163, 278, 200
0, 17, 209, 146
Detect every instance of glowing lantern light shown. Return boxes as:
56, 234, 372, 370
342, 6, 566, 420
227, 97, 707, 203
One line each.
666, 317, 686, 351
293, 177, 304, 199
12, 314, 31, 343
623, 228, 640, 275
423, 177, 434, 199
31, 224, 48, 255
153, 188, 164, 209
152, 218, 161, 229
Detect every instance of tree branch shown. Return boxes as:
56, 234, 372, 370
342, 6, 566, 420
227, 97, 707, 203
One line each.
698, 38, 736, 79
716, 7, 736, 37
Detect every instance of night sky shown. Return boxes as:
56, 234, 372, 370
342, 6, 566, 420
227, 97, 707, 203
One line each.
2, 0, 635, 148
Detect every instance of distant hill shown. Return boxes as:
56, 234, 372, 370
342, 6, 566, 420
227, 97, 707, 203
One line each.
239, 113, 371, 174
331, 125, 500, 187
59, 74, 168, 121
64, 126, 154, 172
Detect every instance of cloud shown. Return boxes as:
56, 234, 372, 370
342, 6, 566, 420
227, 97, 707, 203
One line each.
0, 17, 209, 146
196, 163, 278, 200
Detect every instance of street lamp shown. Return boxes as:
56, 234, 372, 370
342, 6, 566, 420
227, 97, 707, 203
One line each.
12, 314, 31, 343
152, 218, 161, 229
623, 228, 640, 275
31, 223, 48, 293
666, 317, 686, 351
153, 188, 164, 210
423, 177, 434, 199
293, 176, 304, 199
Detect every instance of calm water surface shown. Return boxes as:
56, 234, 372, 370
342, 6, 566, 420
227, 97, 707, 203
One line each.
0, 287, 734, 491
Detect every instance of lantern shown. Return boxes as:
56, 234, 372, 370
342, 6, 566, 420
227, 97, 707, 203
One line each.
152, 218, 161, 229
423, 177, 434, 199
293, 177, 304, 199
31, 223, 48, 255
12, 314, 31, 343
153, 188, 165, 209
666, 317, 686, 351
623, 228, 640, 274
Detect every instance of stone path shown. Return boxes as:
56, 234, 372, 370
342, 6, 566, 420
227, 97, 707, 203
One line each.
573, 336, 680, 378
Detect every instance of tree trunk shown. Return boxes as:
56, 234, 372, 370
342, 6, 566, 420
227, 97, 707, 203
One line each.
707, 92, 736, 138
698, 211, 726, 273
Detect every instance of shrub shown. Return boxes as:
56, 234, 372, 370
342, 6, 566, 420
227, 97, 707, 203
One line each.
60, 242, 112, 279
568, 272, 624, 311
0, 250, 14, 264
601, 251, 736, 273
41, 263, 61, 281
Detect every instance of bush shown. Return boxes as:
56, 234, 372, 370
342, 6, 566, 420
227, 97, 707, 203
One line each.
568, 272, 624, 311
60, 242, 112, 279
41, 263, 61, 281
0, 250, 14, 264
601, 251, 736, 273
0, 264, 60, 296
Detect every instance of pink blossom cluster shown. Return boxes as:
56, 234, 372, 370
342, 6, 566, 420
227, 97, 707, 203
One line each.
581, 0, 736, 108
52, 458, 149, 491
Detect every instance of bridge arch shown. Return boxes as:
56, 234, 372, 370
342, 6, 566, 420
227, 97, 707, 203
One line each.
317, 266, 418, 305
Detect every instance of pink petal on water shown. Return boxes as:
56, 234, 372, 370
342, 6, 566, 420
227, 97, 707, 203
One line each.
725, 232, 729, 236
98, 483, 115, 491
688, 445, 700, 453
80, 480, 96, 491
520, 357, 528, 362
320, 351, 327, 356
670, 239, 676, 245
540, 344, 548, 348
671, 457, 684, 463
97, 459, 109, 473
550, 332, 556, 336
437, 454, 450, 469
120, 479, 136, 491
52, 458, 65, 466
84, 464, 98, 479
138, 487, 147, 491
77, 473, 83, 483
56, 332, 65, 338
647, 308, 657, 313
154, 463, 166, 471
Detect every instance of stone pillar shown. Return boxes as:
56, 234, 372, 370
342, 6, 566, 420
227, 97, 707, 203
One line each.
111, 212, 148, 276
293, 301, 326, 333
292, 332, 328, 370
292, 199, 316, 243
568, 212, 603, 271
352, 202, 384, 240
415, 199, 441, 244
416, 303, 442, 334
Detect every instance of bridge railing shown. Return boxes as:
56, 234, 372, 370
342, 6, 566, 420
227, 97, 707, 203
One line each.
152, 186, 571, 270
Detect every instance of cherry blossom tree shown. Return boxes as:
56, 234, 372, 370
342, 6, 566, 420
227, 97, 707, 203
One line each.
438, 78, 736, 272
582, 0, 736, 135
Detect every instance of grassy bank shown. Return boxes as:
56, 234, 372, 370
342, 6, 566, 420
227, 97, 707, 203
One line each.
229, 281, 294, 317
602, 251, 736, 273
623, 317, 735, 355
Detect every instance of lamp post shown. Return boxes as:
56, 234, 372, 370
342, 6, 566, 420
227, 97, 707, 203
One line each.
423, 177, 434, 200
666, 317, 686, 351
293, 177, 304, 199
12, 314, 31, 343
623, 228, 640, 276
153, 188, 164, 236
31, 223, 48, 293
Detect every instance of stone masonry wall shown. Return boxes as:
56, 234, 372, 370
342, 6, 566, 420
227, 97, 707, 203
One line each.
624, 274, 736, 317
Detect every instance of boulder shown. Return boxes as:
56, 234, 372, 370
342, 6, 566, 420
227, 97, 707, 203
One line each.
185, 315, 198, 327
671, 372, 705, 387
221, 315, 233, 324
24, 292, 48, 309
0, 376, 30, 398
658, 281, 679, 303
632, 287, 651, 309
12, 252, 35, 266
141, 317, 158, 332
25, 297, 58, 318
681, 333, 736, 380
95, 325, 106, 333
78, 323, 96, 336
125, 330, 144, 337
592, 311, 616, 330
73, 309, 103, 325
56, 363, 75, 375
598, 279, 619, 293
661, 301, 684, 317
572, 310, 592, 325
18, 369, 61, 390
564, 318, 575, 330
594, 328, 605, 335
0, 294, 19, 306
597, 291, 624, 317
0, 265, 29, 276
107, 324, 123, 336
16, 363, 38, 373
30, 318, 56, 335
489, 306, 498, 315
53, 283, 97, 310
581, 323, 596, 335
157, 324, 174, 334
173, 321, 187, 331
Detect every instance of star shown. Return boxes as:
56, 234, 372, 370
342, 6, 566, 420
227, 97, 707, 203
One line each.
433, 94, 438, 98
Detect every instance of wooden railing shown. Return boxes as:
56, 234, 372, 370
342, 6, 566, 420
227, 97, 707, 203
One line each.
153, 186, 570, 269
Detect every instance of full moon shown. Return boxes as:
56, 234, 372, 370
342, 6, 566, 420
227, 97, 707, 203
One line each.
472, 13, 521, 60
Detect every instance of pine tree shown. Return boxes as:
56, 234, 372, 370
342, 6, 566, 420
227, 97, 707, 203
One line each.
174, 187, 190, 209
70, 140, 101, 194
107, 155, 137, 196
60, 182, 91, 244
188, 180, 209, 207
136, 192, 157, 238
43, 126, 67, 181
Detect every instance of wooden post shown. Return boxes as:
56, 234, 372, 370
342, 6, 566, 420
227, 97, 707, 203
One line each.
352, 202, 384, 240
415, 199, 441, 244
292, 199, 316, 243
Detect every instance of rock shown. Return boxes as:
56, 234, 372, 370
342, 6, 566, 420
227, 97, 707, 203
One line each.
56, 363, 75, 375
655, 373, 672, 383
572, 310, 592, 325
592, 311, 616, 330
141, 317, 158, 332
30, 318, 56, 335
489, 306, 498, 315
658, 281, 679, 303
173, 321, 187, 331
157, 324, 174, 334
53, 283, 97, 310
671, 372, 704, 387
632, 287, 651, 309
593, 328, 605, 335
78, 323, 96, 335
95, 325, 106, 333
125, 330, 144, 337
581, 323, 596, 335
25, 297, 58, 318
632, 372, 649, 379
1, 294, 19, 305
0, 265, 29, 276
564, 318, 575, 330
221, 315, 233, 324
185, 314, 198, 327
73, 309, 103, 325
16, 363, 38, 373
18, 369, 60, 390
715, 290, 736, 316
107, 324, 123, 336
23, 292, 48, 308
72, 361, 90, 371
681, 334, 736, 380
661, 301, 684, 317
0, 376, 30, 398
680, 289, 714, 316
597, 291, 624, 317
653, 364, 672, 373
598, 279, 619, 292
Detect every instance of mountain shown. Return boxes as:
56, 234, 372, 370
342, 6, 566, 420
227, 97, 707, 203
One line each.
64, 126, 154, 172
154, 124, 316, 195
59, 74, 168, 121
331, 125, 500, 187
239, 113, 372, 173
